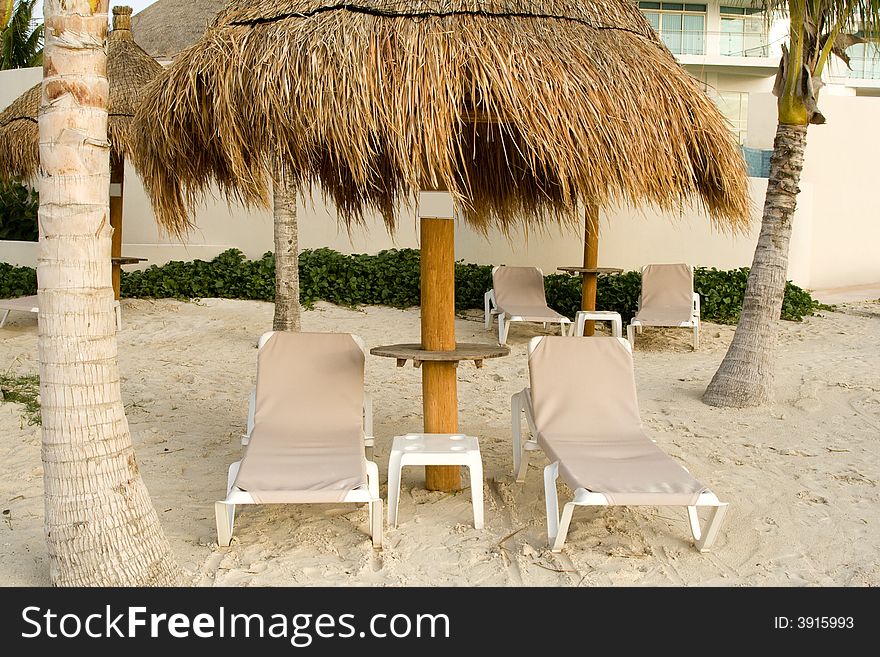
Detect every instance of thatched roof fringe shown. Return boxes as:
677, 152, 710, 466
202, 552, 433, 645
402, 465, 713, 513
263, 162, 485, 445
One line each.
133, 0, 750, 237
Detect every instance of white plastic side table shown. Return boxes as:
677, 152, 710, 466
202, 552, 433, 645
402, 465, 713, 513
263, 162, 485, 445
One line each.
387, 433, 484, 529
573, 310, 623, 338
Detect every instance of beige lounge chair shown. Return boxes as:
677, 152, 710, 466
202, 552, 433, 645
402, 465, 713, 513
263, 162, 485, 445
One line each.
484, 266, 571, 345
215, 331, 383, 549
512, 336, 728, 552
0, 294, 122, 330
627, 263, 700, 349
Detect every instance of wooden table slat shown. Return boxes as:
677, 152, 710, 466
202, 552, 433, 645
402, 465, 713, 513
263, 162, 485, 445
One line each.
557, 266, 624, 275
371, 343, 509, 365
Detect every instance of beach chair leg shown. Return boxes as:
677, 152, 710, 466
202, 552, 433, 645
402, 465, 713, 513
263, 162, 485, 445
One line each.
365, 460, 380, 500
498, 315, 510, 345
114, 302, 122, 331
626, 323, 635, 347
689, 503, 728, 552
551, 502, 577, 553
370, 499, 383, 549
511, 392, 523, 479
693, 320, 700, 350
468, 459, 484, 530
544, 462, 560, 547
387, 450, 404, 527
0, 309, 9, 328
484, 291, 492, 329
559, 320, 566, 336
695, 504, 729, 552
215, 501, 235, 547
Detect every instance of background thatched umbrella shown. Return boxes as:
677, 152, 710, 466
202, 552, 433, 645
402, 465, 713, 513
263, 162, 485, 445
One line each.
0, 6, 162, 298
131, 0, 230, 60
133, 0, 750, 491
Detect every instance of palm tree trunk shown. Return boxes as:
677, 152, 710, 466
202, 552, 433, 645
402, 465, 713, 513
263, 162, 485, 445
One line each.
703, 123, 808, 408
38, 0, 181, 586
272, 163, 300, 331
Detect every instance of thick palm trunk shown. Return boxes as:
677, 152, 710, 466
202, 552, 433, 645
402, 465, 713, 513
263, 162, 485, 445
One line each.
703, 124, 808, 407
38, 0, 180, 586
272, 164, 300, 331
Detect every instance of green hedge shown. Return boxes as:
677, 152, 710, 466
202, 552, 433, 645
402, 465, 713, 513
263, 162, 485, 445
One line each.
0, 181, 39, 242
0, 248, 822, 323
0, 262, 37, 298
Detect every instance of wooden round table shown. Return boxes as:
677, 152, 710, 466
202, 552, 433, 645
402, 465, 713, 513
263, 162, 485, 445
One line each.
370, 343, 510, 369
557, 266, 624, 275
371, 342, 509, 489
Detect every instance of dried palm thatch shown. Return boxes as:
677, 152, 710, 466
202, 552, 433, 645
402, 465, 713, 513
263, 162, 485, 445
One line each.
133, 0, 751, 237
131, 0, 231, 60
0, 6, 163, 179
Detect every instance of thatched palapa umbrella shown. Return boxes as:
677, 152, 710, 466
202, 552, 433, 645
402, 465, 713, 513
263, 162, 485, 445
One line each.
133, 0, 750, 491
0, 6, 162, 299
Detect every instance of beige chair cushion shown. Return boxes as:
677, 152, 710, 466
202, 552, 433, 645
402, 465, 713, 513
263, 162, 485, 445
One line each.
634, 263, 695, 326
493, 266, 566, 322
233, 332, 367, 503
529, 337, 706, 505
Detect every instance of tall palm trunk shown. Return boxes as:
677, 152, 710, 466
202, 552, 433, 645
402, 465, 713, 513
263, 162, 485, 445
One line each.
703, 124, 808, 407
272, 163, 300, 331
38, 0, 180, 586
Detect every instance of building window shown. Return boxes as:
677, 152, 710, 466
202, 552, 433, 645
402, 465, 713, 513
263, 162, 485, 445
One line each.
845, 42, 880, 80
720, 6, 769, 57
714, 91, 749, 144
639, 3, 707, 56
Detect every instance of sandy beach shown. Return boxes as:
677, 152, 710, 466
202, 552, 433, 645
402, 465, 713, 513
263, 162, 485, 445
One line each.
1, 297, 877, 586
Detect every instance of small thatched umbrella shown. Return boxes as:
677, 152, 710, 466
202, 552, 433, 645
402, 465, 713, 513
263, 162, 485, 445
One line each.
133, 0, 750, 491
0, 6, 162, 299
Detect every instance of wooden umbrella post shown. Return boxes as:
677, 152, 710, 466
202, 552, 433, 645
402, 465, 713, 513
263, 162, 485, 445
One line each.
580, 205, 600, 335
420, 215, 461, 492
109, 153, 124, 301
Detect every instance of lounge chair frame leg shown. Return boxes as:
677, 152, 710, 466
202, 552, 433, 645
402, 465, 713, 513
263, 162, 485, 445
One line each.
498, 314, 511, 345
387, 449, 404, 527
484, 290, 493, 329
0, 309, 9, 328
688, 503, 728, 552
544, 462, 579, 553
469, 460, 485, 530
215, 501, 235, 547
512, 392, 523, 479
512, 389, 537, 482
544, 462, 561, 546
370, 499, 383, 548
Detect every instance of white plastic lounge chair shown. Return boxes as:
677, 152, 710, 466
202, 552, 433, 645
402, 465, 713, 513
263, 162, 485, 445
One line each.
0, 295, 122, 330
216, 331, 383, 549
627, 263, 700, 349
484, 266, 571, 345
512, 336, 728, 552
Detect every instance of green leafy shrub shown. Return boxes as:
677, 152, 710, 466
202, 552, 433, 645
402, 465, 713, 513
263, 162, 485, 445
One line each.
0, 180, 39, 242
0, 248, 822, 323
0, 261, 37, 297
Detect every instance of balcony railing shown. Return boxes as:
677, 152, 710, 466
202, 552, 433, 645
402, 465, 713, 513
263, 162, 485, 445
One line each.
846, 56, 880, 80
653, 29, 772, 58
719, 31, 771, 58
